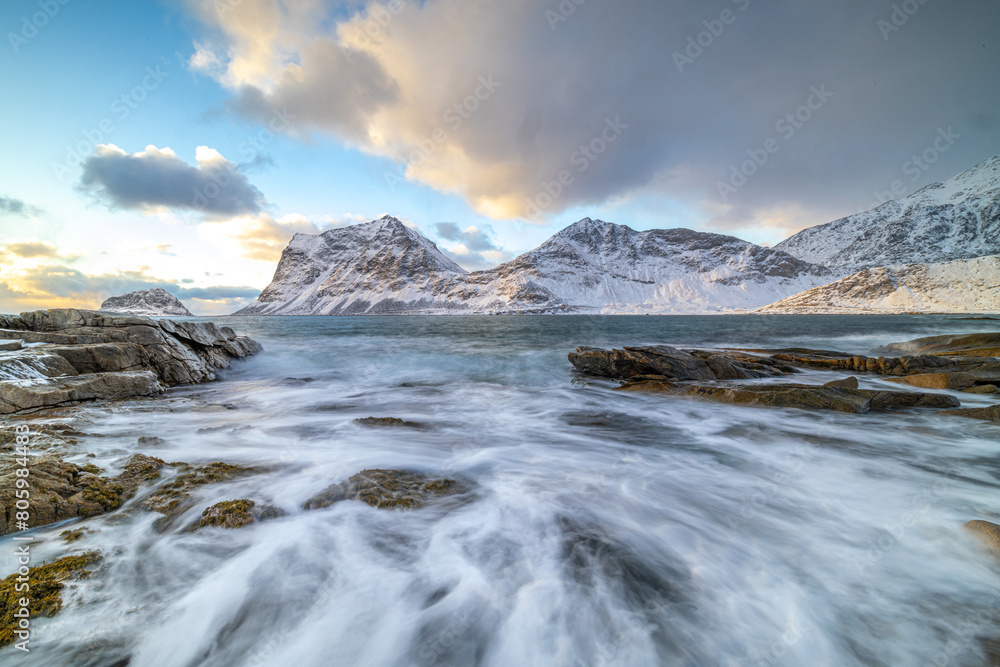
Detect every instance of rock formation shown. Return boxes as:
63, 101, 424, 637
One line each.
569, 337, 1000, 414
0, 309, 262, 414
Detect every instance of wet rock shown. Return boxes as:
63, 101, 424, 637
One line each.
886, 372, 976, 390
0, 452, 165, 535
886, 332, 1000, 358
197, 498, 283, 529
568, 345, 793, 381
744, 347, 1000, 382
43, 343, 150, 375
60, 528, 90, 543
0, 551, 102, 648
0, 371, 163, 414
0, 456, 100, 533
939, 404, 1000, 423
354, 417, 424, 428
304, 469, 464, 510
962, 384, 999, 394
0, 340, 23, 352
137, 436, 166, 446
0, 349, 78, 380
0, 422, 89, 453
618, 381, 961, 414
963, 520, 1000, 559
823, 377, 859, 389
279, 377, 316, 385
141, 461, 262, 523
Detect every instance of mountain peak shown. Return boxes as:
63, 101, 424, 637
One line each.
375, 214, 407, 229
100, 288, 193, 317
943, 153, 1000, 194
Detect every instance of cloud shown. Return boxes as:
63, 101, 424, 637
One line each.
78, 144, 267, 216
185, 0, 1000, 233
4, 242, 61, 259
202, 213, 325, 262
0, 241, 80, 264
0, 196, 40, 217
202, 211, 383, 262
433, 221, 512, 269
0, 264, 260, 315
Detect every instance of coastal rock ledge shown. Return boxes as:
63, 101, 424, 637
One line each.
0, 309, 262, 414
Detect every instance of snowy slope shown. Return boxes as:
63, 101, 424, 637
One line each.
776, 155, 1000, 269
469, 218, 834, 313
99, 288, 192, 316
758, 255, 1000, 314
236, 216, 834, 315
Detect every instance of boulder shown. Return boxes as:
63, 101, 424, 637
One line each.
0, 551, 102, 648
886, 372, 977, 390
618, 381, 961, 414
963, 384, 999, 394
568, 345, 793, 382
885, 332, 1000, 358
304, 469, 465, 510
0, 371, 162, 414
0, 350, 78, 381
939, 404, 1000, 423
746, 347, 1000, 382
0, 315, 26, 330
354, 417, 424, 428
823, 377, 859, 389
140, 461, 263, 530
0, 340, 23, 352
44, 343, 150, 375
197, 499, 283, 529
963, 520, 1000, 559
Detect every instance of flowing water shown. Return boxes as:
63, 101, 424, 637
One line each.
5, 315, 1000, 666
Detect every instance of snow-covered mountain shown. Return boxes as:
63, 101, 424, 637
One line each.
99, 288, 192, 316
467, 218, 834, 313
758, 255, 1000, 314
236, 216, 834, 315
235, 216, 465, 315
777, 155, 1000, 270
235, 157, 1000, 316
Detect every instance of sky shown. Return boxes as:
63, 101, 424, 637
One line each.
0, 0, 998, 315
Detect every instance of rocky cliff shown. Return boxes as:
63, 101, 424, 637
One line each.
0, 309, 262, 413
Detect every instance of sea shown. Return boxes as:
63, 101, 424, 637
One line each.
5, 314, 1000, 666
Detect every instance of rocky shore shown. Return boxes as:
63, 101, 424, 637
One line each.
2, 320, 999, 655
568, 330, 1000, 578
0, 309, 263, 413
0, 311, 473, 649
569, 332, 1000, 420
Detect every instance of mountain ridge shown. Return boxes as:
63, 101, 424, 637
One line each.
234, 155, 1000, 316
776, 154, 1000, 269
235, 216, 834, 315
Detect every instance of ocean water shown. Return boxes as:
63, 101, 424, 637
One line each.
5, 315, 1000, 666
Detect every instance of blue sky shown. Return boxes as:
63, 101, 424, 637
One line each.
1, 0, 997, 313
